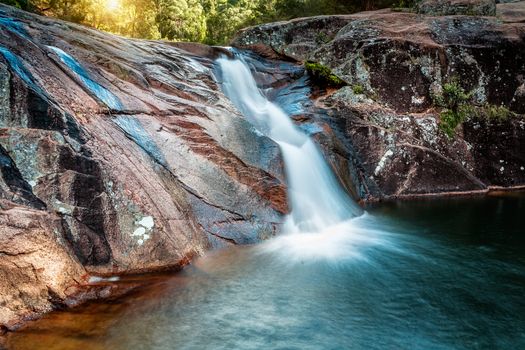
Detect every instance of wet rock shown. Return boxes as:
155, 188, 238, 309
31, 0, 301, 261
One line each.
0, 3, 285, 328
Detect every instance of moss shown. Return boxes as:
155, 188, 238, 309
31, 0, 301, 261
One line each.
434, 78, 520, 136
483, 104, 516, 122
352, 84, 364, 95
439, 105, 475, 137
315, 32, 331, 45
442, 81, 472, 109
434, 79, 473, 137
304, 61, 346, 87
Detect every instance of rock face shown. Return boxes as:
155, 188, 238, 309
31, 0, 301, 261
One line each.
0, 204, 85, 331
417, 0, 497, 16
0, 4, 286, 329
232, 2, 525, 200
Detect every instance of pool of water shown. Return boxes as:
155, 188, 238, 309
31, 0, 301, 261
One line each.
5, 193, 525, 350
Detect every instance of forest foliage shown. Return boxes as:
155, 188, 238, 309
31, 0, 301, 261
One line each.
1, 0, 400, 44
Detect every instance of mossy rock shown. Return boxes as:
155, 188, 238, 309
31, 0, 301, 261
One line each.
304, 61, 346, 88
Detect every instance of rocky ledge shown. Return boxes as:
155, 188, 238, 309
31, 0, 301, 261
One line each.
232, 1, 525, 201
0, 4, 287, 330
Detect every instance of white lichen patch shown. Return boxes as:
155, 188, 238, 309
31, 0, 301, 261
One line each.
133, 227, 146, 237
411, 95, 425, 106
415, 117, 439, 146
131, 215, 155, 246
138, 216, 154, 230
53, 199, 73, 215
374, 149, 394, 176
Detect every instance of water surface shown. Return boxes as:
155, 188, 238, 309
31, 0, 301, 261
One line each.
7, 193, 525, 350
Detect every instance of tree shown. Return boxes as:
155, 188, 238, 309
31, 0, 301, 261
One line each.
155, 0, 206, 41
1, 0, 400, 43
34, 0, 91, 22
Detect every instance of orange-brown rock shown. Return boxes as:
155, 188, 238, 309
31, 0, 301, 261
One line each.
0, 3, 286, 329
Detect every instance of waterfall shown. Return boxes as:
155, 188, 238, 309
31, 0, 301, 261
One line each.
217, 56, 363, 234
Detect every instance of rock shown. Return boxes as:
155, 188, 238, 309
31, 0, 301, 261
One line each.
232, 6, 525, 200
497, 1, 525, 22
0, 3, 286, 328
233, 7, 525, 113
0, 205, 86, 330
417, 0, 497, 16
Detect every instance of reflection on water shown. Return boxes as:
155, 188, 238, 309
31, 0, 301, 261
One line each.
6, 193, 525, 350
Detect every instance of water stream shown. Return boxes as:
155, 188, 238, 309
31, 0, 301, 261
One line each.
217, 55, 362, 234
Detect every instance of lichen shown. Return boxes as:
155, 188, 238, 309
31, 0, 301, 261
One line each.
131, 215, 155, 246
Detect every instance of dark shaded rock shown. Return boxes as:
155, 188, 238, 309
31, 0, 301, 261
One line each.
0, 143, 46, 209
232, 5, 525, 200
417, 0, 497, 16
464, 118, 525, 185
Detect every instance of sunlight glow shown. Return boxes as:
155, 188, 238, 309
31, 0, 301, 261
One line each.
105, 0, 120, 11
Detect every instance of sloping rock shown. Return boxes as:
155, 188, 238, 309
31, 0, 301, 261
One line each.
0, 4, 286, 328
0, 204, 85, 330
232, 5, 525, 200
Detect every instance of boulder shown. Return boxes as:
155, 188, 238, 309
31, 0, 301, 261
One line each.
232, 5, 525, 200
0, 3, 286, 328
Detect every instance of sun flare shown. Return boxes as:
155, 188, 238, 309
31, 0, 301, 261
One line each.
105, 0, 120, 11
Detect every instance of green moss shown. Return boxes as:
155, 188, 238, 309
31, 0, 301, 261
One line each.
434, 79, 473, 137
439, 105, 474, 137
352, 84, 364, 95
483, 104, 516, 121
304, 61, 346, 87
434, 78, 520, 136
442, 81, 472, 109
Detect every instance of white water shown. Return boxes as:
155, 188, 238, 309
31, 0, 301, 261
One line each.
217, 57, 363, 235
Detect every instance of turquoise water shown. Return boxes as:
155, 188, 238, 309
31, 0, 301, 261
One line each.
7, 194, 525, 350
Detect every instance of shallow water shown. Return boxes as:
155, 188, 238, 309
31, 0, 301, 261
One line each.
6, 193, 525, 350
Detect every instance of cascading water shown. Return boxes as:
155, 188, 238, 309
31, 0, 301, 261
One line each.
217, 55, 363, 235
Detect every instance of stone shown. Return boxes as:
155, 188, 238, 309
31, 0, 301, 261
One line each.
232, 4, 525, 200
0, 3, 286, 328
417, 0, 497, 16
0, 205, 86, 330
